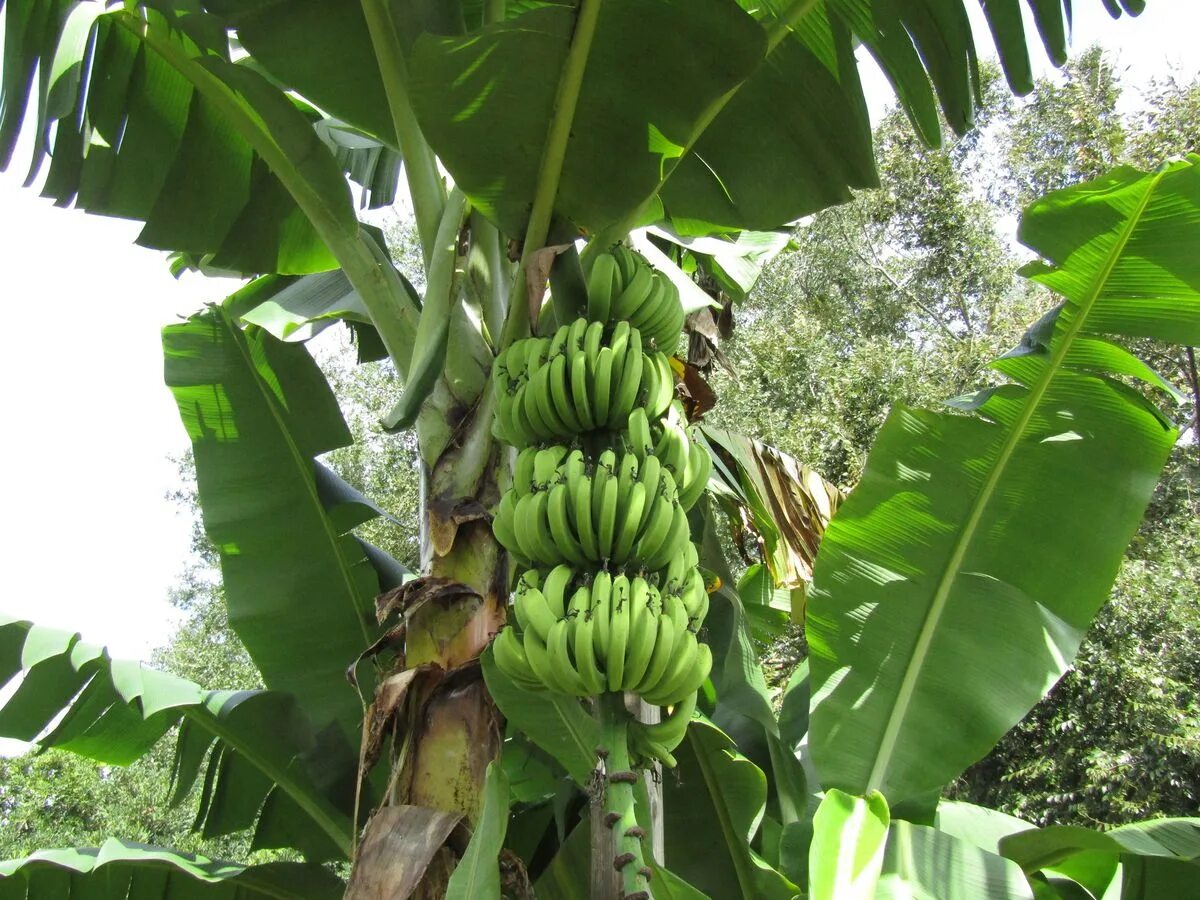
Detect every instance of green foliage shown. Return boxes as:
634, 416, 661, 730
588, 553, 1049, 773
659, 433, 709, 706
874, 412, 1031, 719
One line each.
715, 49, 1200, 830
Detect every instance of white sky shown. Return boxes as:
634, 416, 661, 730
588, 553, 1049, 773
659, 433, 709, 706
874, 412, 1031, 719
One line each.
0, 4, 1197, 734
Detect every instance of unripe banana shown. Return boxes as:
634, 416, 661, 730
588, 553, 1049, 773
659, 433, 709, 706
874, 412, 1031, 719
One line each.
523, 629, 560, 692
643, 629, 698, 706
595, 475, 619, 561
645, 640, 712, 708
549, 352, 583, 433
570, 351, 597, 430
635, 689, 696, 760
626, 407, 654, 457
492, 626, 544, 692
547, 483, 588, 567
613, 265, 654, 321
612, 481, 647, 564
511, 492, 544, 563
541, 564, 575, 618
528, 491, 561, 566
569, 465, 600, 559
534, 446, 569, 491
583, 320, 604, 368
547, 617, 589, 697
677, 437, 712, 510
591, 347, 614, 426
635, 609, 678, 696
587, 253, 618, 325
645, 501, 690, 572
621, 578, 657, 691
591, 570, 613, 660
607, 327, 645, 428
573, 589, 607, 695
514, 585, 559, 643
610, 245, 640, 286
647, 351, 675, 418
606, 575, 631, 692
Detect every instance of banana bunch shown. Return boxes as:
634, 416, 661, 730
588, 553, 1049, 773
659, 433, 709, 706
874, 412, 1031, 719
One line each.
587, 247, 685, 356
492, 318, 676, 448
492, 447, 691, 571
622, 405, 711, 511
492, 566, 712, 705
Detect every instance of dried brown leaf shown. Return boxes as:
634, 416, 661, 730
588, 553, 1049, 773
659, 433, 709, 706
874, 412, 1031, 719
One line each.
346, 805, 463, 900
525, 243, 572, 325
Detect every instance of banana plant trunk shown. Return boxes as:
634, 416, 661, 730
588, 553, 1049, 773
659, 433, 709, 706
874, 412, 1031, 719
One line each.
398, 376, 509, 896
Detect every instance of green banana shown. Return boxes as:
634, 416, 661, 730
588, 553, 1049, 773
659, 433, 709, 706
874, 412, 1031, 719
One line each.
678, 437, 712, 510
646, 640, 712, 708
607, 331, 645, 428
647, 351, 676, 418
645, 501, 690, 571
635, 609, 678, 696
596, 474, 619, 561
621, 578, 657, 691
583, 320, 604, 368
514, 585, 558, 643
643, 630, 697, 706
592, 346, 614, 426
633, 494, 674, 567
523, 628, 560, 692
570, 350, 597, 430
569, 466, 600, 559
573, 590, 607, 694
626, 407, 653, 457
613, 265, 654, 321
528, 491, 561, 566
613, 481, 647, 564
591, 570, 613, 660
541, 564, 575, 618
586, 252, 619, 324
547, 483, 588, 567
547, 353, 583, 433
547, 617, 588, 697
607, 575, 631, 692
492, 627, 544, 692
611, 245, 640, 286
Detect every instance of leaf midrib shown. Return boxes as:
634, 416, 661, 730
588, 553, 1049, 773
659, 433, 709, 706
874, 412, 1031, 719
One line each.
864, 169, 1167, 794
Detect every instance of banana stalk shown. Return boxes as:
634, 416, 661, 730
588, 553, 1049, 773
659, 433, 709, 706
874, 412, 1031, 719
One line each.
593, 694, 653, 900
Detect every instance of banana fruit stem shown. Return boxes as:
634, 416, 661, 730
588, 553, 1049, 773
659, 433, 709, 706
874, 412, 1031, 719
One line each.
596, 694, 652, 899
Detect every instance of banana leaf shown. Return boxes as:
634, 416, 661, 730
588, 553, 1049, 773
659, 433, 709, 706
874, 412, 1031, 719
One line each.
0, 839, 344, 899
0, 618, 353, 860
807, 159, 1199, 804
163, 305, 407, 749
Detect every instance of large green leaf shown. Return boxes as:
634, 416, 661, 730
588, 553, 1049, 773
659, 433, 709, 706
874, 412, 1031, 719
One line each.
999, 818, 1200, 899
0, 839, 344, 899
163, 305, 399, 745
0, 3, 346, 272
808, 789, 890, 900
807, 160, 1198, 804
0, 618, 353, 860
876, 821, 1034, 899
408, 0, 766, 237
0, 2, 420, 370
663, 718, 799, 900
1000, 818, 1200, 875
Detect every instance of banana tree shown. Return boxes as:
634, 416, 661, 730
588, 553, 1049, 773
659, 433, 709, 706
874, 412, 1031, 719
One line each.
3, 0, 1198, 898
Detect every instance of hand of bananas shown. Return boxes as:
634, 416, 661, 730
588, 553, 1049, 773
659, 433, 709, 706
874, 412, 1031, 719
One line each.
492, 318, 676, 448
493, 565, 712, 708
490, 244, 711, 770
